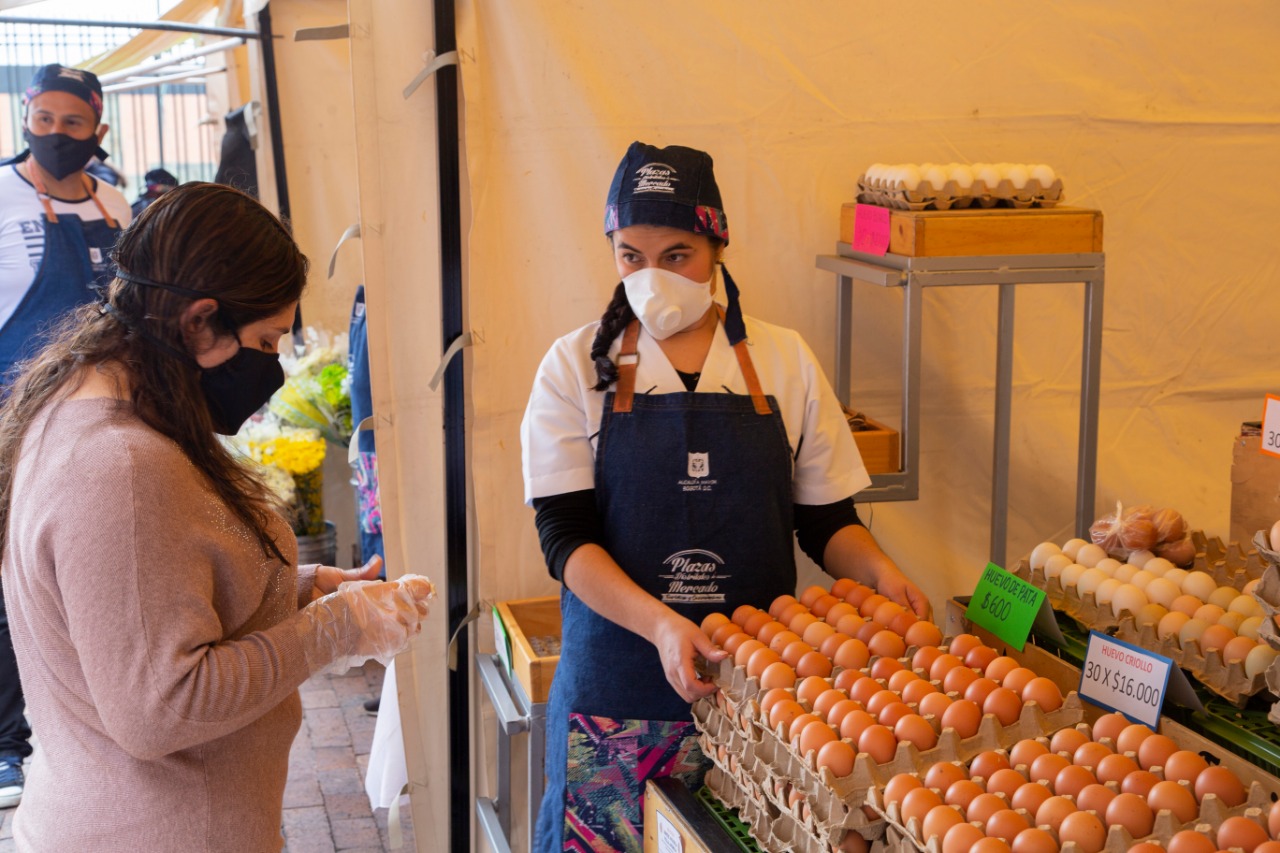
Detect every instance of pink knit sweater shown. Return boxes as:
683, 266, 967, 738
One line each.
3, 398, 321, 852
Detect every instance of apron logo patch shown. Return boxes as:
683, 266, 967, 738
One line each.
659, 549, 728, 604
88, 247, 103, 264
687, 452, 708, 478
679, 452, 717, 492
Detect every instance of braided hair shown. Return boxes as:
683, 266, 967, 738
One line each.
589, 282, 635, 391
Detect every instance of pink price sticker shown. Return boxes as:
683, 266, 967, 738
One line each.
1262, 394, 1280, 459
852, 203, 892, 256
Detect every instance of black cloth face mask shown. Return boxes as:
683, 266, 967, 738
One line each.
23, 127, 103, 180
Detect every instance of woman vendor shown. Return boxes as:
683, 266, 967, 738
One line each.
520, 141, 929, 851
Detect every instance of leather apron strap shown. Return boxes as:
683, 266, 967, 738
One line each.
717, 304, 772, 415
24, 161, 58, 223
79, 172, 118, 230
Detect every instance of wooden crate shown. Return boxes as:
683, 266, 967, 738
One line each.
839, 203, 1103, 257
852, 416, 899, 475
493, 597, 560, 704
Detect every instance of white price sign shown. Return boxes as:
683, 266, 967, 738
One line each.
656, 811, 683, 853
1262, 394, 1280, 459
1078, 631, 1172, 729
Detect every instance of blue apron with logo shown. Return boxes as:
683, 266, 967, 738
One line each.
0, 168, 120, 382
535, 317, 796, 852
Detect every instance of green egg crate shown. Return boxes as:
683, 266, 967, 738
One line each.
1032, 609, 1280, 778
695, 785, 762, 852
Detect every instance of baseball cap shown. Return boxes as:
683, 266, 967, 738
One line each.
604, 142, 729, 244
145, 168, 179, 188
24, 64, 104, 120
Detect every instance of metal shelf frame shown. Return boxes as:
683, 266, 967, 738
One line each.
816, 245, 1106, 567
476, 653, 547, 853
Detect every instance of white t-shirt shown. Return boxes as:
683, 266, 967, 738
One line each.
0, 162, 132, 328
521, 312, 871, 505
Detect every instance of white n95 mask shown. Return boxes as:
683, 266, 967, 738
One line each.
622, 267, 714, 340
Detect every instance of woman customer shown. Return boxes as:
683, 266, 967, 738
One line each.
521, 142, 929, 851
0, 182, 433, 852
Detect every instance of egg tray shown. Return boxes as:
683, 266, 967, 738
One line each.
854, 175, 1064, 211
1112, 615, 1271, 707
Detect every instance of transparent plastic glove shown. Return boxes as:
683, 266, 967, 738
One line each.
299, 574, 435, 675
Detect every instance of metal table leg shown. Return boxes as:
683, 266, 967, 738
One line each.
991, 283, 1016, 568
1077, 274, 1105, 537
835, 273, 853, 408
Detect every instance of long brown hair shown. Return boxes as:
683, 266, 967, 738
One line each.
0, 182, 308, 564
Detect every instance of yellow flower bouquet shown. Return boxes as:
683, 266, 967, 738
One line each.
229, 422, 327, 537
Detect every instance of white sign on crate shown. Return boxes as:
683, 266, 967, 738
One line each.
1262, 394, 1280, 459
1078, 631, 1172, 729
657, 811, 683, 853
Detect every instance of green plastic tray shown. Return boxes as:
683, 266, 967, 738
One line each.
695, 785, 762, 852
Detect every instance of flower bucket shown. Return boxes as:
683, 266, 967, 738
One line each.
297, 520, 338, 567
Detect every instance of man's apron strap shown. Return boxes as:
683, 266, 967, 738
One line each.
79, 173, 118, 230
717, 305, 772, 415
25, 162, 57, 223
613, 319, 641, 414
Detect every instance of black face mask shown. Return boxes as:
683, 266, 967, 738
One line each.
201, 344, 286, 436
23, 127, 101, 180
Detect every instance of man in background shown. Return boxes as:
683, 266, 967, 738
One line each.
132, 166, 178, 217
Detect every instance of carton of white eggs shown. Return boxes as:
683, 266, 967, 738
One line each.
857, 162, 1064, 211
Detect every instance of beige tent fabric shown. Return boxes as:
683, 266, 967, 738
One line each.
457, 0, 1280, 634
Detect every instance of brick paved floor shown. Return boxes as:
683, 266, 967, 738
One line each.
0, 661, 414, 852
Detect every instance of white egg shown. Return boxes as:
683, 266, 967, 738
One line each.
1128, 550, 1157, 568
1143, 557, 1174, 576
866, 163, 887, 184
975, 164, 1002, 188
1111, 584, 1148, 618
899, 165, 922, 191
1145, 578, 1181, 609
1163, 568, 1189, 589
1076, 543, 1108, 568
1061, 538, 1088, 560
948, 164, 975, 188
1158, 611, 1191, 641
1095, 578, 1122, 606
1208, 586, 1239, 610
1113, 564, 1139, 584
1228, 594, 1262, 618
922, 166, 948, 191
1245, 645, 1278, 679
1030, 164, 1057, 186
1218, 611, 1246, 633
1178, 617, 1209, 648
1094, 558, 1122, 577
1006, 165, 1030, 189
1044, 553, 1073, 580
1129, 570, 1157, 591
1030, 541, 1062, 570
1239, 616, 1264, 640
1061, 563, 1087, 589
1182, 571, 1217, 600
1137, 604, 1168, 627
1077, 568, 1107, 597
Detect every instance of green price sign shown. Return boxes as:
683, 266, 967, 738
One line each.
964, 562, 1045, 651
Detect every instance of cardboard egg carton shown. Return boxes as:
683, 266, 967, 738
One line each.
855, 174, 1064, 211
1112, 614, 1271, 707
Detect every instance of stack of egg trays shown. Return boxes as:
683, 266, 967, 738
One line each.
862, 720, 1273, 853
854, 175, 1064, 211
1246, 530, 1280, 724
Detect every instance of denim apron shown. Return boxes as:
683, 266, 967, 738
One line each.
0, 165, 120, 382
535, 314, 796, 853
347, 285, 384, 572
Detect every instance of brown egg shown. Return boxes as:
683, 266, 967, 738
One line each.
1090, 711, 1129, 744
1034, 794, 1077, 833
769, 595, 799, 619
1165, 829, 1217, 853
965, 677, 1001, 706
965, 792, 1007, 825
944, 779, 985, 811
889, 668, 920, 694
830, 579, 856, 600
895, 713, 938, 750
941, 699, 982, 738
1128, 843, 1165, 853
929, 653, 965, 681
872, 599, 906, 628
965, 644, 1000, 673
798, 720, 839, 757
849, 677, 882, 707
925, 761, 968, 792
835, 613, 866, 638
811, 594, 841, 619
1058, 810, 1106, 853
1010, 827, 1058, 853
1223, 634, 1257, 664
731, 604, 759, 626
855, 620, 884, 644
1268, 797, 1280, 837
781, 640, 815, 668
758, 661, 797, 690
913, 645, 945, 673
1137, 734, 1179, 770
984, 687, 1024, 726
755, 620, 790, 647
986, 768, 1027, 800
1120, 769, 1161, 798
949, 633, 983, 657
1020, 677, 1063, 712
984, 656, 1020, 684
758, 687, 792, 718
799, 585, 828, 608
843, 583, 872, 608
838, 709, 876, 742
1001, 667, 1038, 694
1116, 723, 1156, 755
1193, 765, 1246, 806
943, 665, 981, 695
795, 675, 830, 706
1217, 816, 1270, 852
856, 724, 897, 763
1047, 727, 1088, 757
721, 631, 753, 659
890, 610, 919, 637
986, 809, 1030, 844
768, 698, 805, 733
825, 698, 861, 728
816, 739, 856, 778
902, 677, 938, 706
941, 822, 986, 853
1105, 791, 1154, 837
918, 691, 953, 720
969, 750, 1012, 781
865, 689, 900, 718
883, 771, 923, 805
921, 803, 964, 842
811, 688, 847, 721
1257, 843, 1280, 853
858, 594, 889, 618
833, 668, 861, 693
711, 622, 744, 647
1010, 780, 1053, 814
1162, 749, 1209, 785
905, 620, 944, 649
1028, 753, 1070, 785
834, 637, 870, 670
1054, 764, 1097, 798
1093, 751, 1137, 783
870, 656, 905, 681
746, 646, 783, 678
788, 612, 819, 637
1073, 740, 1115, 771
768, 629, 802, 654
902, 786, 944, 825
817, 631, 850, 660
1074, 782, 1115, 815
742, 609, 773, 637
971, 839, 1012, 853
869, 630, 907, 660
824, 601, 858, 627
803, 620, 837, 648
787, 712, 822, 745
1147, 779, 1198, 822
1009, 738, 1049, 768
879, 701, 914, 729
701, 612, 731, 637
733, 638, 767, 667
1199, 623, 1236, 653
